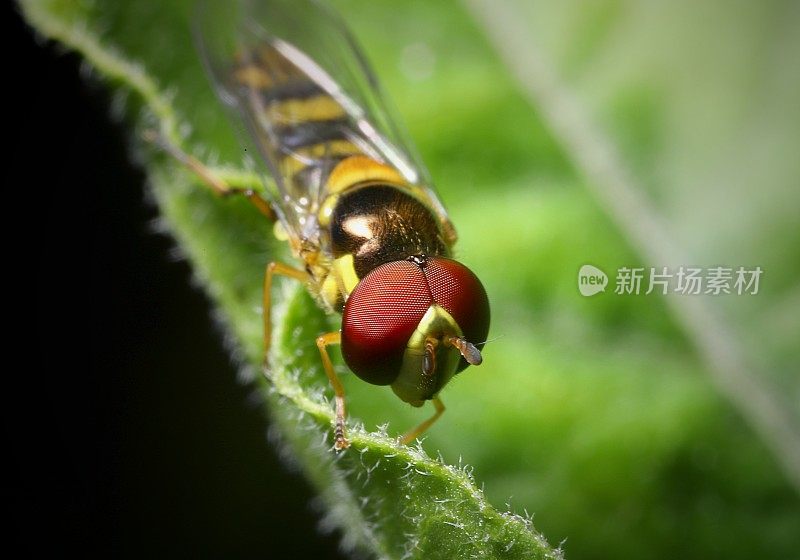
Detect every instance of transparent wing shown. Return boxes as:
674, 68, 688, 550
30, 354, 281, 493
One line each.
193, 0, 455, 247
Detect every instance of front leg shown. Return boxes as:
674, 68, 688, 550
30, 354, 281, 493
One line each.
316, 332, 349, 450
401, 398, 445, 445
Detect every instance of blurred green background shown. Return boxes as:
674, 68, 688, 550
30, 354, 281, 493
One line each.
27, 0, 799, 558
331, 0, 800, 558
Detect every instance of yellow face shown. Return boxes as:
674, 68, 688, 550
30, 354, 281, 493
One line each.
391, 305, 465, 407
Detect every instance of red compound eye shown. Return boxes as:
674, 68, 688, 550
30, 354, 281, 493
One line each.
424, 258, 491, 372
341, 261, 433, 385
341, 257, 491, 384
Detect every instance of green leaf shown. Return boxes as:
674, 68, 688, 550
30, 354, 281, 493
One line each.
21, 1, 561, 558
24, 0, 800, 558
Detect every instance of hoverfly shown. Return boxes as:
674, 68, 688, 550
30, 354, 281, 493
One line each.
163, 0, 490, 450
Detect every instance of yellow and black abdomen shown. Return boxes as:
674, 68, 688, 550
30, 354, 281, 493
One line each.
233, 46, 363, 194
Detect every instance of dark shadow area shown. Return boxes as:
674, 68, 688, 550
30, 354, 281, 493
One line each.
14, 6, 348, 558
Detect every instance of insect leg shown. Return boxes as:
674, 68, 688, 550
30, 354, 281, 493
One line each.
400, 397, 446, 445
264, 262, 309, 356
143, 130, 276, 220
316, 331, 349, 450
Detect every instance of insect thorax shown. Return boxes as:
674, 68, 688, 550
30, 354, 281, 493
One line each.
315, 182, 450, 312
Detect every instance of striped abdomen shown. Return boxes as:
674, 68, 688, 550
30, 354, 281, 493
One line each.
232, 43, 449, 311
232, 44, 362, 198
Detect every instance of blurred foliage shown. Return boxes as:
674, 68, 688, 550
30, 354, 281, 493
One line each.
336, 0, 800, 557
23, 0, 800, 558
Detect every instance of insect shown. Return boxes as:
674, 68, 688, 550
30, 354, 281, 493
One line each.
159, 0, 490, 450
